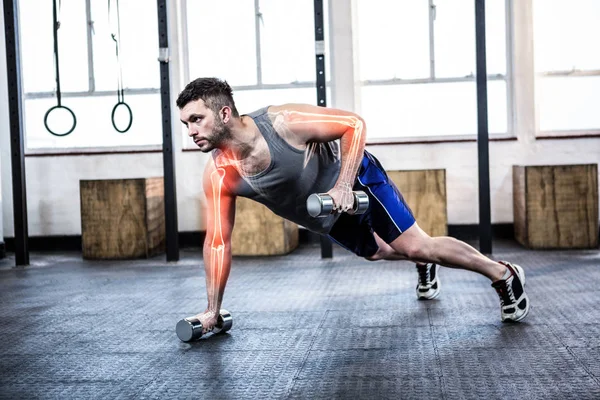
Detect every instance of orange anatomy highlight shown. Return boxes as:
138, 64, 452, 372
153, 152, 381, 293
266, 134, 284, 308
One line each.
282, 111, 365, 211
283, 112, 364, 180
209, 168, 226, 307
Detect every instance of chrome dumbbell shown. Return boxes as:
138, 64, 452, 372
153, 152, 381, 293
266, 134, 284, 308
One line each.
175, 309, 233, 342
306, 191, 369, 218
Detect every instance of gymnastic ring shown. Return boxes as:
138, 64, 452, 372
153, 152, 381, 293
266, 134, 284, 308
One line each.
43, 105, 77, 137
111, 101, 133, 133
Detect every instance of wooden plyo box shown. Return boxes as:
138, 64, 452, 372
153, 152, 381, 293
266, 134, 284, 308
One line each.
80, 178, 166, 259
231, 197, 299, 256
513, 164, 599, 249
387, 169, 448, 237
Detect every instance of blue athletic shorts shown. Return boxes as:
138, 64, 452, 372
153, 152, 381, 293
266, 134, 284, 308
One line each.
327, 151, 416, 257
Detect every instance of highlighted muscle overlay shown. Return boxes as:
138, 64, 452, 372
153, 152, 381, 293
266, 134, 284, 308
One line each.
277, 110, 366, 211
208, 168, 226, 308
275, 110, 363, 174
213, 150, 272, 198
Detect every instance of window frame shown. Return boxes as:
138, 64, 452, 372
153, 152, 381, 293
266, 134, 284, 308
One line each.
357, 0, 515, 144
180, 0, 325, 150
21, 0, 162, 156
532, 0, 600, 138
535, 69, 600, 138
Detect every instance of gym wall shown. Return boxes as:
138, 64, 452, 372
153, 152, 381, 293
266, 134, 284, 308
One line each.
0, 0, 598, 241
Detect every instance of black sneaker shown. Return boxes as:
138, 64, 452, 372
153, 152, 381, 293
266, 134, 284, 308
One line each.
492, 261, 530, 322
416, 263, 440, 300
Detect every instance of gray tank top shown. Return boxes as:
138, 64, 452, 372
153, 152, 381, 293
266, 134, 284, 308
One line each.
214, 106, 342, 234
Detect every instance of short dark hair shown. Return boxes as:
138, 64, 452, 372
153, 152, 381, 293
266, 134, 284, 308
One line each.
176, 77, 239, 117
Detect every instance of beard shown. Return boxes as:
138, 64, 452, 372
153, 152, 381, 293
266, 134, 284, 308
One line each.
198, 118, 232, 152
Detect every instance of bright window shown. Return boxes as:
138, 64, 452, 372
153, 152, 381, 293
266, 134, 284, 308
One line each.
536, 76, 600, 133
25, 95, 163, 150
19, 0, 161, 150
186, 0, 257, 87
434, 0, 506, 78
182, 0, 329, 148
356, 0, 509, 139
357, 1, 430, 81
361, 81, 507, 139
234, 88, 325, 115
533, 0, 600, 134
20, 0, 88, 93
259, 0, 318, 84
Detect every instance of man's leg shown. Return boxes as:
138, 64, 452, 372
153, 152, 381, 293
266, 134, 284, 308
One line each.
377, 223, 529, 322
366, 234, 442, 300
354, 151, 529, 321
386, 223, 506, 281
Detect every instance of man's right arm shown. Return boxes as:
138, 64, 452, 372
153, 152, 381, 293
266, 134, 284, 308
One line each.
198, 158, 236, 332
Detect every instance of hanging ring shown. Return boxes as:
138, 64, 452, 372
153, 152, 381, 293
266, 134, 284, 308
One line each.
111, 101, 133, 133
43, 105, 77, 137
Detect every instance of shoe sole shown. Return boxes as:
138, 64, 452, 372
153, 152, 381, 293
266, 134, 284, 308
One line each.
417, 287, 440, 300
503, 263, 530, 322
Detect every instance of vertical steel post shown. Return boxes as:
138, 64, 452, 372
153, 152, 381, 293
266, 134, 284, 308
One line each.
313, 0, 332, 258
3, 0, 29, 266
475, 0, 492, 254
157, 0, 179, 261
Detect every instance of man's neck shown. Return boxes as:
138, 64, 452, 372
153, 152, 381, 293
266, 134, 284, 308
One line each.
221, 115, 260, 161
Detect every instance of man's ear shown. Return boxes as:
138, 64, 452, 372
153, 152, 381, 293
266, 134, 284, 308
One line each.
220, 106, 232, 123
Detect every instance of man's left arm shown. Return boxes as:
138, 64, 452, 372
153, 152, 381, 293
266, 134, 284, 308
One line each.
277, 104, 367, 212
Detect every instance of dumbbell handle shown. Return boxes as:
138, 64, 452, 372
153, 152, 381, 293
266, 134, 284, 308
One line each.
307, 191, 369, 218
176, 309, 233, 342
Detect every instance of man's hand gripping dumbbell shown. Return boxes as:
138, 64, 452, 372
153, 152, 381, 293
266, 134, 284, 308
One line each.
307, 188, 369, 217
176, 309, 233, 342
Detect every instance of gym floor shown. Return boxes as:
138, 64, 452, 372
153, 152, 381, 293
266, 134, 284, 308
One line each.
1, 240, 599, 399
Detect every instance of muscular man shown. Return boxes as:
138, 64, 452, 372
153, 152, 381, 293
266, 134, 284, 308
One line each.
177, 77, 530, 332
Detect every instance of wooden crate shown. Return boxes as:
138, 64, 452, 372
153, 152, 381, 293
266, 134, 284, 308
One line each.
80, 178, 165, 259
231, 197, 298, 256
513, 164, 598, 249
387, 169, 448, 237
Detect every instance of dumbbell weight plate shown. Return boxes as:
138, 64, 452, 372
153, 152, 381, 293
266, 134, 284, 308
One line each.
176, 317, 203, 342
212, 309, 233, 334
354, 192, 369, 214
307, 193, 334, 217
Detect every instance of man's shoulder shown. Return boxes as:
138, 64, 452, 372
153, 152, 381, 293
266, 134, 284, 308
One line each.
267, 103, 314, 113
244, 105, 272, 118
247, 104, 301, 115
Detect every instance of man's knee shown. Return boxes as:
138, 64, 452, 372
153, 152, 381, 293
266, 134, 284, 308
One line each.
404, 244, 429, 260
364, 248, 387, 262
364, 241, 395, 261
392, 236, 434, 261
